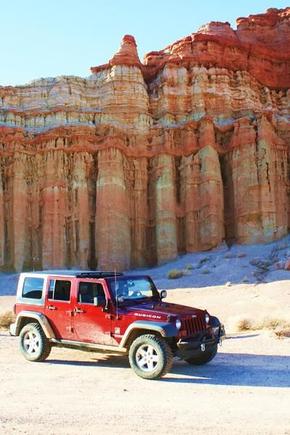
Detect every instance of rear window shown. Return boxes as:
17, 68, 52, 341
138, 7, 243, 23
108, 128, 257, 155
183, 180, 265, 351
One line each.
22, 277, 44, 299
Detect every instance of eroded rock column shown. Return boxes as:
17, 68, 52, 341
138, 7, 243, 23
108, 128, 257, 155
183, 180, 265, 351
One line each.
153, 154, 177, 264
198, 145, 224, 248
69, 153, 92, 269
230, 117, 288, 243
180, 153, 201, 252
41, 151, 66, 269
96, 148, 131, 271
198, 118, 224, 248
27, 155, 42, 270
229, 118, 260, 242
12, 153, 28, 271
256, 116, 288, 241
130, 158, 148, 267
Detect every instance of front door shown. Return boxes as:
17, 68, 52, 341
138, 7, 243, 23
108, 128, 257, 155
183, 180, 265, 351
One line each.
44, 278, 74, 340
72, 280, 113, 345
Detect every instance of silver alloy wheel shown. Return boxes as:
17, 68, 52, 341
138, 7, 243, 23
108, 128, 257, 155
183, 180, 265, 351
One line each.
23, 330, 40, 355
135, 344, 159, 372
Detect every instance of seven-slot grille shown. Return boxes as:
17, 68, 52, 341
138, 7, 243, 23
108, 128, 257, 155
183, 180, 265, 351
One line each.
181, 315, 206, 336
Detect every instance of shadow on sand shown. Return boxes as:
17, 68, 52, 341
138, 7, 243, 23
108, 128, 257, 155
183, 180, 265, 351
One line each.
47, 351, 290, 388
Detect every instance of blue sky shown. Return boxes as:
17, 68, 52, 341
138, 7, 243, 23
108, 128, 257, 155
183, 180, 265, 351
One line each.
1, 0, 288, 86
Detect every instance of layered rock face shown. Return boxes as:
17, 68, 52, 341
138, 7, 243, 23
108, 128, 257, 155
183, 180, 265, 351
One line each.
0, 8, 289, 271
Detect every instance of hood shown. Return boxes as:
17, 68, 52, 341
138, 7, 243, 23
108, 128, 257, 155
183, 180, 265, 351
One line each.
123, 300, 206, 321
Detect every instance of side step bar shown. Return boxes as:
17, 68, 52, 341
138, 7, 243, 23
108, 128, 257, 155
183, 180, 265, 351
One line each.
50, 338, 128, 354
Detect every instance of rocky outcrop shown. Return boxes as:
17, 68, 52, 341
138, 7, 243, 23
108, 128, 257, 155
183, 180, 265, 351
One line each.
0, 8, 289, 271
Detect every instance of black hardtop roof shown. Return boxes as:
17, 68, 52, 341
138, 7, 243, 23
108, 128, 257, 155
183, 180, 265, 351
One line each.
21, 271, 153, 281
21, 271, 150, 279
22, 270, 123, 278
75, 272, 124, 279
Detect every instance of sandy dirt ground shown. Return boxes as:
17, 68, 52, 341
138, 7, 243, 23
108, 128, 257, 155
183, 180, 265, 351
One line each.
1, 281, 290, 435
0, 330, 289, 435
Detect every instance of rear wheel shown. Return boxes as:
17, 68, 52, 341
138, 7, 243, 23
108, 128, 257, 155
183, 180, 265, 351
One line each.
184, 343, 217, 365
129, 334, 173, 380
19, 322, 51, 362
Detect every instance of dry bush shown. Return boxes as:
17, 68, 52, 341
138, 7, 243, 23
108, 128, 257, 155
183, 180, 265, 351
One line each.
235, 318, 254, 331
0, 311, 15, 329
259, 317, 281, 330
275, 328, 290, 338
232, 315, 290, 334
185, 264, 194, 270
167, 269, 183, 279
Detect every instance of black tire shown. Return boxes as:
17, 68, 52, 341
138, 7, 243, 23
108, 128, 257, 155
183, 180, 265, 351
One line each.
19, 322, 51, 362
185, 343, 218, 365
129, 334, 173, 380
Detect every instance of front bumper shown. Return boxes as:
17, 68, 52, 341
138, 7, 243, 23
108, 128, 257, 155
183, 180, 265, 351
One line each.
176, 324, 225, 359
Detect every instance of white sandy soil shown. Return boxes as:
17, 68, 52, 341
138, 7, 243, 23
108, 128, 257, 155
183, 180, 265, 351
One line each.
0, 331, 289, 434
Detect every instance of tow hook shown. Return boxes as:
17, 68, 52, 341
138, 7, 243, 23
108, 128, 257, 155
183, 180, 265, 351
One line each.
200, 343, 206, 352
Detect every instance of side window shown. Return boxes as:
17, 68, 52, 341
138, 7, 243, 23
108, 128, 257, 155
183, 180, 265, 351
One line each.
48, 280, 71, 302
78, 282, 105, 304
22, 277, 44, 299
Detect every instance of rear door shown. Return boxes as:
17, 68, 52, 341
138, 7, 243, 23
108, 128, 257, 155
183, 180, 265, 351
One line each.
72, 279, 114, 345
44, 278, 74, 340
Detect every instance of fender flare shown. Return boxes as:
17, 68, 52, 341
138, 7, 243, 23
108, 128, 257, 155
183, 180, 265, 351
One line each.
13, 311, 55, 339
120, 320, 178, 348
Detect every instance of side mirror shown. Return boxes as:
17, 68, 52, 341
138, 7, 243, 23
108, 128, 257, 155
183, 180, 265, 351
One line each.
116, 295, 125, 304
160, 290, 167, 299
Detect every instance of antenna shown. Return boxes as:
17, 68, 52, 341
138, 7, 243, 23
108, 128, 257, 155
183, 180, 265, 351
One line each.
115, 268, 118, 319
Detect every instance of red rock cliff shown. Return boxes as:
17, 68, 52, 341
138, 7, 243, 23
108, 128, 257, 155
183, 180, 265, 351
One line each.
0, 8, 289, 271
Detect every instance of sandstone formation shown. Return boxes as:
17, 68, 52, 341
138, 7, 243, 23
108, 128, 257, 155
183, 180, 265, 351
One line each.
0, 8, 289, 271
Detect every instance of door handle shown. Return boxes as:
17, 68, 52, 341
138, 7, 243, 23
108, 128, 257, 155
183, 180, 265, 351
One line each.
47, 305, 56, 310
74, 308, 84, 314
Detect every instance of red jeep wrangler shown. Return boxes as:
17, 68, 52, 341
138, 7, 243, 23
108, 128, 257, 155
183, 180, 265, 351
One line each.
10, 271, 225, 379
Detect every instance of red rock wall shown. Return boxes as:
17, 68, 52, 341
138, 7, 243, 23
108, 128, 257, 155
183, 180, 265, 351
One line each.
0, 8, 289, 271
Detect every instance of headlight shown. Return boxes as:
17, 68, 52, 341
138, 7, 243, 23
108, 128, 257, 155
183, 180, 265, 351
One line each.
205, 313, 210, 324
176, 319, 182, 330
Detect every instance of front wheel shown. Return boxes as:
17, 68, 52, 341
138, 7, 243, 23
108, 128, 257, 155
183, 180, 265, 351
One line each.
19, 322, 51, 362
129, 334, 173, 380
184, 343, 218, 365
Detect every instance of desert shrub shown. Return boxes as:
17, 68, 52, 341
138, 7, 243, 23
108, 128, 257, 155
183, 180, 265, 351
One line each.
201, 269, 210, 274
185, 264, 194, 270
198, 257, 209, 265
235, 318, 253, 331
234, 316, 290, 333
167, 269, 183, 279
275, 328, 290, 338
261, 317, 281, 330
0, 311, 15, 329
256, 317, 290, 331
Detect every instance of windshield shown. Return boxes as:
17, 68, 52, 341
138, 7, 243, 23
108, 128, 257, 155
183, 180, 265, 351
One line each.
107, 276, 159, 302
